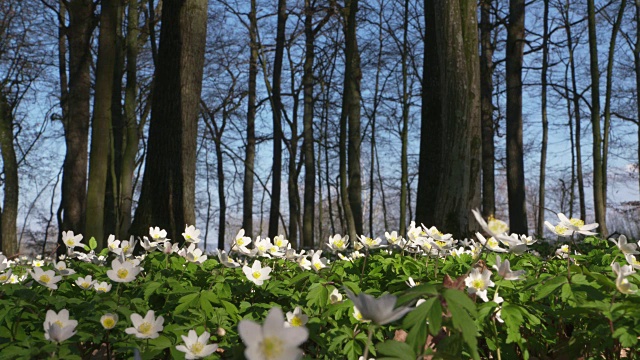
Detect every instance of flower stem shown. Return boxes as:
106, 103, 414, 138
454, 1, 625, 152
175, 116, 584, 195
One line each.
362, 325, 375, 360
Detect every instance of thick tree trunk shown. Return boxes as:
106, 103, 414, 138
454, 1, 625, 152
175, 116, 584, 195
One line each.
537, 0, 549, 236
268, 0, 287, 239
243, 0, 258, 239
130, 0, 207, 242
420, 0, 481, 237
480, 0, 495, 219
586, 0, 607, 234
87, 0, 117, 247
506, 0, 528, 234
0, 94, 18, 256
60, 0, 94, 243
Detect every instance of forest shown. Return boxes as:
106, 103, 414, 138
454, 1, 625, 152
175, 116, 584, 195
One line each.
0, 0, 638, 256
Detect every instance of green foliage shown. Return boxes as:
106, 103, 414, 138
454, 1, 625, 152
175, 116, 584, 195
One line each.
0, 236, 639, 359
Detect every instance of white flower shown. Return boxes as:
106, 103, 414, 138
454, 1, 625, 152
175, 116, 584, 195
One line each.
352, 306, 370, 323
158, 240, 178, 255
625, 253, 640, 270
32, 259, 45, 267
0, 269, 12, 283
29, 267, 62, 290
350, 251, 365, 260
285, 307, 308, 327
0, 254, 8, 272
100, 313, 118, 330
62, 231, 84, 249
184, 243, 207, 264
610, 235, 639, 255
555, 244, 570, 259
182, 225, 201, 243
329, 288, 343, 304
464, 268, 494, 302
476, 233, 507, 253
297, 256, 312, 271
273, 235, 289, 249
328, 234, 349, 251
125, 310, 164, 339
238, 307, 308, 360
311, 250, 328, 272
141, 236, 159, 252
75, 275, 96, 290
345, 288, 413, 325
492, 255, 525, 280
44, 309, 77, 343
556, 213, 599, 236
492, 291, 504, 323
424, 226, 452, 242
384, 231, 402, 246
106, 258, 141, 283
176, 330, 219, 359
612, 262, 637, 294
243, 260, 271, 286
254, 237, 275, 258
357, 235, 382, 249
471, 209, 508, 237
217, 249, 241, 268
105, 235, 120, 254
149, 227, 168, 241
232, 229, 252, 253
406, 277, 417, 288
54, 261, 76, 276
94, 281, 112, 293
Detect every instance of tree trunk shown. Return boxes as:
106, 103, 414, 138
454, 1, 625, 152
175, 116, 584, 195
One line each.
506, 0, 528, 234
399, 0, 409, 236
119, 0, 141, 238
87, 0, 117, 247
419, 0, 481, 237
0, 94, 18, 256
636, 1, 640, 199
586, 0, 607, 234
537, 0, 549, 236
480, 0, 495, 219
602, 0, 626, 217
344, 0, 363, 237
268, 0, 287, 239
302, 0, 315, 248
60, 0, 94, 244
243, 0, 258, 239
130, 0, 207, 242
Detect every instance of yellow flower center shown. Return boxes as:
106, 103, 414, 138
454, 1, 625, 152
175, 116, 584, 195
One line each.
314, 262, 323, 270
335, 239, 344, 248
138, 322, 152, 334
259, 336, 283, 359
471, 279, 485, 290
290, 316, 303, 327
186, 235, 192, 240
66, 239, 74, 246
39, 274, 51, 283
488, 217, 509, 234
555, 225, 568, 235
97, 287, 107, 292
122, 245, 130, 253
191, 342, 204, 354
569, 218, 584, 227
81, 282, 90, 289
436, 240, 447, 248
252, 271, 261, 279
117, 268, 129, 279
0, 275, 6, 281
365, 238, 374, 245
634, 259, 640, 266
54, 320, 64, 328
102, 317, 116, 329
487, 238, 499, 248
561, 245, 569, 253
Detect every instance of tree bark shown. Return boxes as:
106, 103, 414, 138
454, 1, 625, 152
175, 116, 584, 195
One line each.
243, 0, 258, 239
130, 0, 207, 242
506, 0, 528, 234
60, 0, 94, 245
399, 0, 409, 236
537, 0, 549, 236
87, 0, 117, 247
419, 0, 481, 237
480, 0, 495, 219
0, 94, 18, 256
344, 0, 363, 238
302, 0, 316, 248
636, 0, 640, 199
587, 0, 607, 234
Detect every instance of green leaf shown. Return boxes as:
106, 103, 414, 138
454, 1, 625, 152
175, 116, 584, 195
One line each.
442, 289, 479, 359
306, 283, 329, 308
89, 237, 97, 250
534, 275, 568, 300
376, 340, 417, 360
613, 327, 638, 348
143, 281, 162, 301
175, 293, 200, 314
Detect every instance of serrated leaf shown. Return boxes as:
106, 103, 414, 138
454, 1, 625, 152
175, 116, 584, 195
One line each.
175, 293, 199, 314
534, 275, 567, 300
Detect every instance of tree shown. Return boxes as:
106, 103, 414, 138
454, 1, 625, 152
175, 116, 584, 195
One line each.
586, 0, 607, 235
130, 0, 208, 242
59, 0, 95, 246
417, 0, 481, 237
537, 0, 549, 236
243, 0, 258, 239
480, 0, 495, 219
268, 0, 287, 240
506, 0, 528, 234
86, 0, 118, 247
